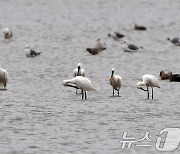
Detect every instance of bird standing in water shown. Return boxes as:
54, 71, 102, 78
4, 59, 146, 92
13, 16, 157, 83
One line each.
0, 61, 8, 90
63, 76, 100, 100
137, 74, 160, 99
109, 68, 122, 96
73, 63, 85, 94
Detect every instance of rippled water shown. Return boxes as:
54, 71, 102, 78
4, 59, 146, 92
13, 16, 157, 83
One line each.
1, 0, 180, 153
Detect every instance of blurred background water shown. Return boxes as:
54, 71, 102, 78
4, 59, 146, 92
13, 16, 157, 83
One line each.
0, 0, 180, 153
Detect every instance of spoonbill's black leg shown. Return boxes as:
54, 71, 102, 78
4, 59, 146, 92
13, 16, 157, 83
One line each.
85, 91, 87, 100
147, 86, 149, 99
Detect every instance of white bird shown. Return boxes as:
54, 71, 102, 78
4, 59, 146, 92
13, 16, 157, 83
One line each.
0, 61, 8, 90
137, 74, 160, 99
109, 68, 122, 96
73, 63, 85, 77
122, 41, 142, 52
25, 45, 42, 57
2, 28, 12, 40
95, 38, 107, 50
108, 31, 125, 40
63, 76, 100, 100
73, 63, 85, 94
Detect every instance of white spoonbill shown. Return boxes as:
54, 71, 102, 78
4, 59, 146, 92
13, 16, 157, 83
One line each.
73, 63, 85, 94
0, 61, 8, 90
3, 28, 12, 40
109, 68, 122, 96
25, 45, 42, 57
63, 76, 100, 100
137, 74, 160, 99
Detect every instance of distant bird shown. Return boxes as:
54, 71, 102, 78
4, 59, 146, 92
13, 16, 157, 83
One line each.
95, 38, 107, 50
109, 68, 122, 96
0, 61, 8, 90
137, 74, 160, 99
122, 41, 142, 52
134, 24, 147, 30
2, 28, 13, 40
168, 72, 180, 82
108, 31, 125, 40
73, 63, 85, 94
25, 45, 42, 57
63, 76, 100, 100
159, 71, 172, 80
167, 37, 180, 46
86, 48, 103, 55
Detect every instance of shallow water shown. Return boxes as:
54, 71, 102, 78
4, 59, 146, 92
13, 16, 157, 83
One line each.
0, 0, 180, 153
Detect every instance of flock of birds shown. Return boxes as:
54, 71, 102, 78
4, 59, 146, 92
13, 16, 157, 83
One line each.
1, 25, 180, 100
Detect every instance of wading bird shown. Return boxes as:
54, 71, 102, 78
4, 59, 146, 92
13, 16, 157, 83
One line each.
0, 61, 8, 90
137, 74, 160, 99
109, 68, 122, 96
73, 63, 85, 93
63, 76, 100, 100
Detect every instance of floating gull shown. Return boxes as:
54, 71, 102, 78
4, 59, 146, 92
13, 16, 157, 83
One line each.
134, 24, 147, 30
25, 45, 42, 57
3, 28, 13, 40
167, 37, 180, 46
63, 76, 100, 100
108, 31, 125, 40
109, 68, 122, 96
86, 48, 104, 55
122, 41, 142, 52
137, 74, 160, 99
0, 61, 8, 90
95, 38, 107, 50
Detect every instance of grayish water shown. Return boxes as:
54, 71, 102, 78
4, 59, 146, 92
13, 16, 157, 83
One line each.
0, 0, 180, 153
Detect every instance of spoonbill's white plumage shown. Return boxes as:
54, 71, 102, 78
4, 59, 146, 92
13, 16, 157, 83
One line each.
109, 68, 122, 96
0, 61, 8, 90
95, 38, 107, 50
122, 41, 141, 52
63, 76, 100, 100
73, 63, 85, 77
3, 28, 12, 40
137, 74, 160, 99
25, 45, 42, 57
108, 31, 125, 40
73, 63, 85, 94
